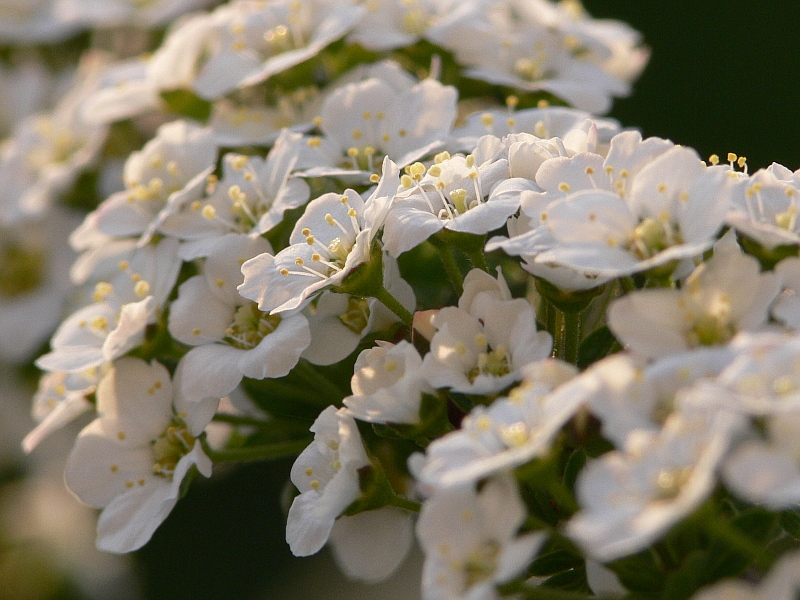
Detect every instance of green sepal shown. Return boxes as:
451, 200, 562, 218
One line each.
160, 89, 213, 122
781, 509, 800, 539
528, 548, 584, 577
432, 229, 486, 253
331, 241, 384, 298
607, 550, 664, 596
342, 462, 395, 516
738, 233, 799, 270
536, 278, 606, 313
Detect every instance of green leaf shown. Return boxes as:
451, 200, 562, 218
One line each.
160, 89, 212, 122
577, 326, 620, 370
529, 549, 583, 577
660, 551, 710, 600
563, 448, 586, 492
782, 509, 800, 540
608, 551, 663, 596
540, 566, 589, 593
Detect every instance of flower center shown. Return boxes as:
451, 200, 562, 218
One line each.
628, 216, 683, 260
0, 241, 45, 298
652, 466, 692, 500
339, 296, 370, 334
468, 345, 511, 383
225, 303, 282, 349
462, 540, 500, 588
151, 418, 195, 478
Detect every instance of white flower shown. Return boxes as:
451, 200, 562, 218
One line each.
608, 241, 782, 358
64, 358, 213, 553
533, 141, 733, 278
414, 359, 578, 491
344, 340, 432, 425
158, 130, 309, 251
417, 474, 546, 600
88, 120, 217, 243
22, 367, 102, 453
36, 238, 181, 373
724, 164, 800, 249
566, 408, 744, 562
422, 269, 552, 395
286, 406, 370, 556
428, 0, 647, 113
302, 255, 415, 366
168, 233, 311, 402
690, 550, 800, 600
152, 0, 364, 100
298, 76, 457, 181
239, 158, 399, 314
382, 144, 511, 257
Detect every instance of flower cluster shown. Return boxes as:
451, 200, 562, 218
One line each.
6, 1, 800, 599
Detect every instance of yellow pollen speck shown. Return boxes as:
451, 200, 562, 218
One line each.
118, 431, 126, 440
330, 460, 341, 470
620, 169, 629, 178
351, 129, 363, 140
305, 467, 313, 476
605, 166, 614, 175
461, 510, 474, 523
91, 316, 108, 330
232, 155, 248, 170
138, 479, 145, 486
480, 113, 495, 127
376, 112, 385, 120
313, 116, 323, 127
118, 260, 129, 271
537, 99, 550, 108
679, 191, 689, 202
381, 133, 391, 143
192, 328, 201, 336
585, 166, 595, 175
657, 183, 667, 193
384, 360, 398, 373
475, 414, 491, 431
110, 464, 118, 472
398, 128, 407, 137
588, 212, 597, 221
310, 479, 320, 489
507, 118, 516, 127
125, 481, 135, 488
306, 137, 322, 148
607, 237, 618, 247
455, 342, 467, 355
362, 111, 371, 119
558, 182, 571, 192
215, 278, 225, 288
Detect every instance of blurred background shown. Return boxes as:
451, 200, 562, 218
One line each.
2, 1, 800, 599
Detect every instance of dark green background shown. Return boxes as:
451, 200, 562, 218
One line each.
584, 0, 800, 171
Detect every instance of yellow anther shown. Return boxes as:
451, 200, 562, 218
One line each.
455, 342, 467, 355
325, 213, 335, 225
347, 147, 359, 157
507, 118, 516, 128
434, 151, 451, 164
309, 479, 320, 490
301, 227, 311, 236
381, 133, 391, 143
306, 137, 322, 148
737, 156, 747, 168
202, 205, 217, 220
537, 99, 550, 108
362, 111, 371, 119
585, 166, 595, 175
376, 111, 385, 120
91, 316, 108, 330
620, 169, 629, 178
306, 235, 315, 245
110, 464, 119, 473
657, 183, 667, 193
384, 360, 398, 373
125, 481, 135, 488
727, 152, 737, 163
305, 467, 313, 476
428, 165, 442, 177
558, 182, 571, 192
312, 253, 321, 262
364, 146, 376, 156
401, 174, 414, 189
117, 431, 126, 440
708, 154, 719, 165
340, 195, 349, 204
347, 208, 357, 217
134, 280, 150, 298
231, 155, 248, 170
369, 173, 380, 183
480, 113, 495, 127
506, 95, 519, 108
474, 333, 487, 347
280, 268, 290, 276
192, 328, 201, 336
295, 257, 304, 266
312, 116, 323, 127
118, 260, 129, 271
466, 155, 475, 168
351, 128, 363, 140
475, 414, 492, 431
410, 162, 426, 176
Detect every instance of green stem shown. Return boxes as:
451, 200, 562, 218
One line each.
467, 248, 489, 273
204, 438, 311, 463
562, 310, 582, 365
292, 359, 347, 401
703, 514, 775, 562
374, 285, 414, 326
211, 414, 274, 428
388, 494, 421, 513
432, 241, 464, 296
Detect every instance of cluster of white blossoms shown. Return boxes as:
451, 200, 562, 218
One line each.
6, 1, 800, 599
